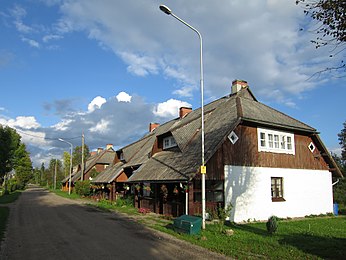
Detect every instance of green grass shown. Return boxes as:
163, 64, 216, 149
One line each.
155, 216, 346, 259
50, 189, 82, 200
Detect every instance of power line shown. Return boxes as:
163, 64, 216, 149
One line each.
12, 128, 81, 141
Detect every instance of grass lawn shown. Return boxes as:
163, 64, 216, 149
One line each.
157, 216, 346, 259
50, 189, 82, 200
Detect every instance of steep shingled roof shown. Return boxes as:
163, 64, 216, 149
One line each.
62, 148, 116, 183
127, 86, 342, 182
92, 161, 124, 184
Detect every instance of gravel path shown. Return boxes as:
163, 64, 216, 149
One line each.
0, 186, 229, 260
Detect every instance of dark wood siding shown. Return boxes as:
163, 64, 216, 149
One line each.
206, 124, 329, 178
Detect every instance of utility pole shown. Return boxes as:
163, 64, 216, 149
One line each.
81, 132, 85, 181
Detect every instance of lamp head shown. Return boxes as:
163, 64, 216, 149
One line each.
159, 5, 172, 15
58, 138, 64, 142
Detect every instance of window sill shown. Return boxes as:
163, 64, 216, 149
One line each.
272, 197, 286, 202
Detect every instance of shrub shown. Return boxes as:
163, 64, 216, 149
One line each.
266, 215, 279, 235
216, 203, 233, 233
116, 195, 134, 207
74, 180, 91, 197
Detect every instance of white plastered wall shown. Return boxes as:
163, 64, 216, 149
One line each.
224, 165, 333, 223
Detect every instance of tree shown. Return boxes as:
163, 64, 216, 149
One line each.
46, 159, 64, 188
13, 143, 33, 185
296, 0, 346, 73
338, 120, 346, 166
62, 151, 71, 178
333, 121, 346, 209
72, 145, 90, 167
0, 125, 21, 181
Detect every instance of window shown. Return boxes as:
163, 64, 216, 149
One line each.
228, 131, 239, 144
271, 177, 285, 202
258, 128, 295, 155
163, 136, 177, 149
193, 180, 224, 203
308, 142, 315, 153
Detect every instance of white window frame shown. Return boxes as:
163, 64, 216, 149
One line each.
163, 136, 177, 149
257, 128, 295, 155
228, 131, 239, 144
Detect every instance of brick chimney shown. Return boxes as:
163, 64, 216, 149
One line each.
97, 147, 103, 154
106, 144, 113, 150
231, 80, 248, 94
149, 122, 160, 132
179, 107, 192, 119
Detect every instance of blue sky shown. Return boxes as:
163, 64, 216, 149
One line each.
0, 0, 345, 167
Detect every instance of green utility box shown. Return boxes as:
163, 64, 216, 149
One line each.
173, 215, 202, 235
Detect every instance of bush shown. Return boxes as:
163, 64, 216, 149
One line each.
116, 195, 134, 207
74, 180, 91, 197
216, 203, 233, 233
266, 215, 279, 235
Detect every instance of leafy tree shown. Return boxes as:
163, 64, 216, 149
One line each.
40, 163, 45, 185
13, 143, 33, 185
62, 151, 71, 178
72, 145, 90, 167
338, 121, 346, 166
333, 121, 346, 210
296, 0, 346, 73
46, 159, 64, 188
0, 125, 21, 181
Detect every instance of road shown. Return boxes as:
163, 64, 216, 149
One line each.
0, 186, 228, 260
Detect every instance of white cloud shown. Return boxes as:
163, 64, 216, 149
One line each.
53, 0, 337, 104
116, 92, 132, 102
5, 116, 41, 129
51, 119, 73, 131
118, 51, 158, 76
153, 99, 192, 118
88, 96, 106, 112
20, 130, 48, 147
42, 34, 63, 43
89, 119, 110, 133
21, 37, 40, 48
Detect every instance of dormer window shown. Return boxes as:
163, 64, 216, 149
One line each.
163, 136, 177, 149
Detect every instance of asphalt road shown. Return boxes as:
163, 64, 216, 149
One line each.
0, 186, 229, 260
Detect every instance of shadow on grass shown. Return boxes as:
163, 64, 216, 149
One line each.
279, 233, 346, 259
227, 222, 269, 236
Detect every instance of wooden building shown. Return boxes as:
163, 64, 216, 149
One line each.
61, 145, 116, 192
125, 80, 342, 222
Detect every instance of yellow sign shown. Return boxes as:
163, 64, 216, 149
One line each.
200, 166, 206, 174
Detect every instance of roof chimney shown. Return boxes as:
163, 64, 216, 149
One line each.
97, 147, 103, 154
106, 144, 113, 150
179, 107, 192, 119
149, 122, 160, 132
231, 80, 248, 94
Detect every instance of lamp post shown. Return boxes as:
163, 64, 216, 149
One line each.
59, 138, 73, 195
159, 4, 206, 229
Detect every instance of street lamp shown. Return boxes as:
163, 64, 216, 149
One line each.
159, 4, 206, 229
59, 138, 73, 195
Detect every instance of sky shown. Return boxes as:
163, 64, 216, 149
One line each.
0, 0, 345, 168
